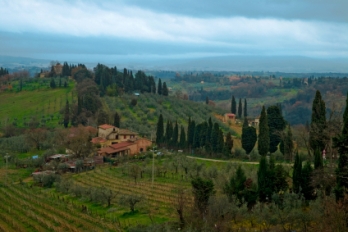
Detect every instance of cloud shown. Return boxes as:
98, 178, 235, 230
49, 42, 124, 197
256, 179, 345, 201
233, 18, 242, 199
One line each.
0, 0, 347, 59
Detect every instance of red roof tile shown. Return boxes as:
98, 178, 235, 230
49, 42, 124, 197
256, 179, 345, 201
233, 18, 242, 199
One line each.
91, 137, 107, 144
110, 141, 134, 149
99, 124, 116, 130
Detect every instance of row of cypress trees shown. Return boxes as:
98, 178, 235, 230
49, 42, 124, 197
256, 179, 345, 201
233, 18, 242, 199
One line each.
231, 96, 247, 118
156, 114, 233, 156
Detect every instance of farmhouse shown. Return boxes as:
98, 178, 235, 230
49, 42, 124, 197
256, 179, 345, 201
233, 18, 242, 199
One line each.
92, 124, 152, 157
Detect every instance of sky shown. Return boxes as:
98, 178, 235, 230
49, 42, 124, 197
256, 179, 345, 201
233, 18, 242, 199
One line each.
0, 0, 348, 71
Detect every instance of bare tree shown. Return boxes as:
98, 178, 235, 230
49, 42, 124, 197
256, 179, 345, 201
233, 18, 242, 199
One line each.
25, 128, 48, 150
171, 187, 190, 227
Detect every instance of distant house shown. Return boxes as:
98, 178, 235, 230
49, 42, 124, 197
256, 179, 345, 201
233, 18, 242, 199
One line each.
248, 118, 260, 128
224, 113, 236, 123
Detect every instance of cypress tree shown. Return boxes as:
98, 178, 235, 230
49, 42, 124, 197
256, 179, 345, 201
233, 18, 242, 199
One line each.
205, 117, 213, 154
211, 123, 219, 153
193, 123, 202, 149
187, 119, 196, 150
258, 157, 268, 202
301, 161, 315, 200
309, 90, 327, 152
179, 125, 186, 149
172, 121, 179, 148
157, 78, 162, 95
244, 98, 248, 117
217, 129, 224, 153
205, 96, 209, 105
258, 106, 270, 156
63, 100, 69, 128
162, 82, 169, 96
223, 132, 233, 157
114, 112, 120, 128
314, 148, 323, 169
242, 118, 257, 154
231, 96, 236, 114
156, 114, 164, 145
165, 120, 173, 146
334, 92, 348, 201
199, 121, 208, 148
292, 152, 302, 194
238, 98, 242, 118
267, 105, 286, 153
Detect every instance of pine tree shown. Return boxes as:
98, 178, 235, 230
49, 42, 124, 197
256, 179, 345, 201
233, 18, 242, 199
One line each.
267, 105, 286, 153
238, 98, 242, 118
223, 166, 246, 204
242, 117, 257, 154
179, 125, 186, 149
258, 157, 268, 202
334, 92, 348, 201
162, 82, 169, 96
157, 78, 162, 95
114, 112, 120, 128
309, 90, 327, 152
223, 132, 233, 157
231, 96, 236, 114
244, 98, 248, 117
292, 152, 302, 194
258, 106, 270, 156
63, 100, 69, 128
191, 177, 215, 216
156, 114, 164, 145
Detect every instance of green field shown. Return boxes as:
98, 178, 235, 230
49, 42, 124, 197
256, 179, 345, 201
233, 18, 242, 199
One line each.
0, 81, 75, 128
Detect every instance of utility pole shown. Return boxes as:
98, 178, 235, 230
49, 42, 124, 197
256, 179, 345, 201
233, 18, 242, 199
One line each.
5, 153, 9, 185
152, 149, 155, 187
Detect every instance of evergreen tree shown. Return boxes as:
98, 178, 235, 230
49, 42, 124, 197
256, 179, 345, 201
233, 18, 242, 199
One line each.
187, 118, 196, 150
165, 120, 173, 145
334, 92, 348, 201
211, 123, 219, 153
223, 132, 233, 157
191, 177, 215, 216
223, 166, 246, 205
113, 112, 120, 128
244, 98, 248, 117
217, 129, 224, 153
205, 96, 209, 105
231, 95, 236, 114
50, 78, 56, 88
199, 121, 207, 148
267, 105, 286, 153
242, 118, 257, 154
98, 110, 109, 125
266, 156, 276, 200
314, 148, 323, 169
172, 121, 179, 148
156, 114, 164, 145
238, 98, 242, 118
258, 106, 270, 156
257, 157, 269, 202
179, 125, 186, 149
162, 82, 169, 96
193, 123, 202, 149
157, 78, 162, 95
301, 161, 315, 200
63, 100, 69, 128
205, 117, 213, 154
64, 81, 68, 88
292, 152, 302, 194
309, 90, 327, 152
59, 78, 62, 87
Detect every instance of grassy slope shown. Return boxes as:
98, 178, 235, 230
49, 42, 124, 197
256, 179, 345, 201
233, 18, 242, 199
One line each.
0, 82, 75, 127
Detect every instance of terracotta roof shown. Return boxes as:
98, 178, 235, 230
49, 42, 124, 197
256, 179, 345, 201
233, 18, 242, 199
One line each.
99, 124, 116, 130
91, 137, 107, 144
119, 129, 138, 135
110, 141, 134, 149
